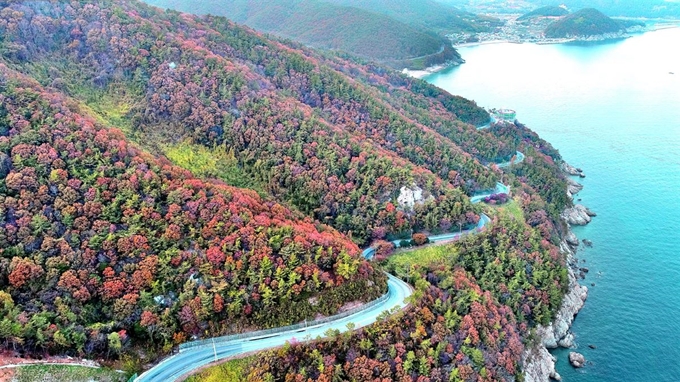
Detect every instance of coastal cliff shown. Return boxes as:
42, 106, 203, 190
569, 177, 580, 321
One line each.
523, 163, 591, 381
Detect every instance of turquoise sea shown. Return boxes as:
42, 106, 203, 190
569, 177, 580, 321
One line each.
426, 28, 680, 381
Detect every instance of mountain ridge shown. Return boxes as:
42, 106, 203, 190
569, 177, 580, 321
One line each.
518, 5, 569, 21
145, 0, 463, 67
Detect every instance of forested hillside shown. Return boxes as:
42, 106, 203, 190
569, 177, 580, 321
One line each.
0, 0, 534, 248
146, 0, 460, 67
189, 180, 571, 382
0, 64, 384, 358
238, 214, 568, 381
0, 1, 575, 379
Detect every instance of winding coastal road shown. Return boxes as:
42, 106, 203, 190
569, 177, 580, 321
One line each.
476, 115, 496, 130
496, 151, 525, 168
362, 212, 493, 260
470, 182, 510, 204
415, 213, 490, 244
362, 179, 512, 260
135, 274, 412, 382
138, 152, 524, 381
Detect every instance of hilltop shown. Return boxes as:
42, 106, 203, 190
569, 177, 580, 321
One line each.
146, 0, 464, 68
0, 0, 574, 380
518, 5, 569, 21
545, 8, 640, 38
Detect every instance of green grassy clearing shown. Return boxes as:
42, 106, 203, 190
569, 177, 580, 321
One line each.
163, 141, 264, 194
184, 356, 254, 382
13, 364, 128, 382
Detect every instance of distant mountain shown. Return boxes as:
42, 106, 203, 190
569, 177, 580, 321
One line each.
325, 0, 501, 33
544, 8, 632, 38
432, 0, 541, 14
547, 0, 680, 18
518, 5, 569, 21
145, 0, 461, 67
435, 0, 680, 18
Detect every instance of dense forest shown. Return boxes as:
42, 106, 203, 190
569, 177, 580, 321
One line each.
0, 0, 575, 379
0, 65, 385, 358
191, 211, 569, 381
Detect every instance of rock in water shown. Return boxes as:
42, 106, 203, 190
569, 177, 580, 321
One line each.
566, 231, 580, 247
561, 162, 583, 176
583, 239, 593, 247
569, 352, 586, 368
558, 332, 575, 348
589, 344, 597, 349
522, 346, 561, 382
566, 178, 584, 199
561, 204, 595, 226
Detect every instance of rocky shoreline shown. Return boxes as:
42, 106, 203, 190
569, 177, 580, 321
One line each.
522, 162, 593, 382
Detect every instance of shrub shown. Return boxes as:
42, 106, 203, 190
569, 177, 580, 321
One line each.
412, 233, 429, 246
